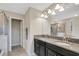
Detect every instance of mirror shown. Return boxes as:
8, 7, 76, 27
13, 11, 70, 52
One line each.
50, 16, 79, 38
65, 16, 79, 38
51, 20, 66, 37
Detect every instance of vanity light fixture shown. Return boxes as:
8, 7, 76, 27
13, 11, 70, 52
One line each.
41, 4, 65, 18
51, 11, 56, 15
41, 13, 48, 18
59, 6, 64, 12
48, 9, 52, 14
55, 4, 61, 10
41, 14, 44, 17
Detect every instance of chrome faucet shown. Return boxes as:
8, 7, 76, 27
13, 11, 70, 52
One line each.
64, 33, 72, 44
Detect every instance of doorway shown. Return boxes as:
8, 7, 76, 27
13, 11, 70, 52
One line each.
11, 18, 23, 51
11, 19, 21, 46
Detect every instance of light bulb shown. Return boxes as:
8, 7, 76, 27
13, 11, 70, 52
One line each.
51, 11, 56, 15
59, 7, 64, 12
55, 4, 61, 10
48, 9, 52, 14
41, 14, 44, 17
44, 15, 48, 18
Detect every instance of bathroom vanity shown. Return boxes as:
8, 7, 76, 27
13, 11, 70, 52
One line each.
34, 36, 79, 56
34, 15, 79, 56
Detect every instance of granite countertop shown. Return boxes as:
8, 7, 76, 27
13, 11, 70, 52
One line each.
34, 36, 79, 54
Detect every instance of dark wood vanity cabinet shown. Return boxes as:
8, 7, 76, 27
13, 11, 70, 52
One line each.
46, 43, 62, 56
46, 48, 61, 56
46, 42, 79, 56
34, 39, 46, 56
34, 39, 79, 56
34, 41, 40, 55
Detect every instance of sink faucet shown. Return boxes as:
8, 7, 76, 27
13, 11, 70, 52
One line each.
63, 34, 70, 44
64, 33, 72, 44
63, 36, 67, 43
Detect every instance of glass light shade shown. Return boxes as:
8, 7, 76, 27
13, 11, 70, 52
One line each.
55, 4, 61, 10
41, 14, 44, 17
48, 9, 52, 14
44, 15, 48, 18
51, 11, 56, 15
59, 7, 64, 12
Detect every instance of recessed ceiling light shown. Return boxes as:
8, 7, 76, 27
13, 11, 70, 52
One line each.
41, 14, 44, 17
48, 9, 52, 14
51, 11, 56, 15
44, 15, 48, 18
59, 7, 64, 12
55, 4, 61, 10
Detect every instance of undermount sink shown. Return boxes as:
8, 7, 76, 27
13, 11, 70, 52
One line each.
55, 42, 71, 47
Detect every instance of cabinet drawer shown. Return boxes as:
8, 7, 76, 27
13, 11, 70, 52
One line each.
35, 47, 40, 56
46, 48, 57, 56
40, 45, 46, 56
46, 42, 79, 56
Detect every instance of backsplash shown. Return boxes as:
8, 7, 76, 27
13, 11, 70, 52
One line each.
34, 35, 79, 44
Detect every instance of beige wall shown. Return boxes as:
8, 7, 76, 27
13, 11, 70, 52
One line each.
65, 17, 79, 38
0, 12, 4, 35
23, 8, 30, 50
24, 7, 50, 55
5, 11, 24, 19
72, 17, 79, 38
0, 8, 51, 54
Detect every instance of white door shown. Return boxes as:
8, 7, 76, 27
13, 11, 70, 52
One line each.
11, 19, 21, 46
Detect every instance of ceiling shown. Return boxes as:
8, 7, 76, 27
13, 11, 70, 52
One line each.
0, 3, 79, 19
0, 3, 52, 15
43, 3, 79, 20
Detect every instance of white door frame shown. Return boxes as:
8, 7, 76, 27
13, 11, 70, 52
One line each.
8, 17, 24, 52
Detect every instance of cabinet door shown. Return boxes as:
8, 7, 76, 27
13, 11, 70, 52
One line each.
35, 43, 40, 55
40, 45, 45, 56
34, 40, 40, 56
46, 48, 57, 56
35, 47, 40, 55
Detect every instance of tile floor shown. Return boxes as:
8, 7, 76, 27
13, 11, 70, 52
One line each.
8, 46, 27, 56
